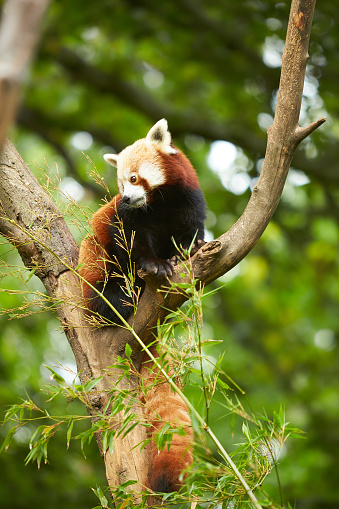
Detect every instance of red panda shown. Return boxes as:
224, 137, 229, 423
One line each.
78, 119, 206, 492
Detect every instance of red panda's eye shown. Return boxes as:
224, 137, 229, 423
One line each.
130, 175, 137, 183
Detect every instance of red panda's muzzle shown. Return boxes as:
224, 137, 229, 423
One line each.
122, 195, 147, 208
122, 182, 147, 208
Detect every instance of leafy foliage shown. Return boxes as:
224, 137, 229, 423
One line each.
1, 252, 303, 508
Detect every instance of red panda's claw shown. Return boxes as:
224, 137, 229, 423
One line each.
140, 258, 173, 278
141, 260, 158, 275
155, 260, 173, 277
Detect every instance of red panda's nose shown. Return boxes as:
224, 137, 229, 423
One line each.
122, 195, 130, 204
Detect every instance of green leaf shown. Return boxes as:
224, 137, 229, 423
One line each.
84, 376, 103, 393
117, 413, 136, 437
124, 342, 132, 360
0, 426, 17, 453
25, 267, 37, 283
154, 422, 173, 452
102, 430, 108, 453
108, 431, 116, 454
110, 393, 126, 415
135, 437, 152, 452
45, 366, 66, 385
66, 419, 74, 449
119, 497, 133, 509
72, 384, 84, 392
117, 480, 138, 489
91, 486, 108, 508
121, 420, 139, 439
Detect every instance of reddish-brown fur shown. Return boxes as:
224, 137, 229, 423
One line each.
78, 236, 107, 300
159, 148, 200, 190
140, 346, 193, 492
91, 195, 121, 247
78, 196, 120, 301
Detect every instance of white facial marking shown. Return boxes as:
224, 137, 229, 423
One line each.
139, 162, 165, 189
123, 183, 146, 207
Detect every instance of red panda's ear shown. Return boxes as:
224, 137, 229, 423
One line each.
146, 119, 177, 155
103, 153, 119, 167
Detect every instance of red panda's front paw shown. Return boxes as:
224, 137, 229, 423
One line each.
140, 258, 174, 277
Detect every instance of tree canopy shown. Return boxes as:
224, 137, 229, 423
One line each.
1, 0, 339, 508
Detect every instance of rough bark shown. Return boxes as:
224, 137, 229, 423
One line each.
0, 0, 324, 505
0, 142, 151, 496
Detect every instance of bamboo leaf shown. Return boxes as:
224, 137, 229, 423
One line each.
84, 376, 103, 393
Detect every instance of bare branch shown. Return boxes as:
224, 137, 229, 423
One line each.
200, 0, 323, 280
294, 117, 327, 142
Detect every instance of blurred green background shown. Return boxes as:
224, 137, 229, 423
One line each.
1, 0, 339, 507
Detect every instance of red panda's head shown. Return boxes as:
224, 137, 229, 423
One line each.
103, 119, 199, 207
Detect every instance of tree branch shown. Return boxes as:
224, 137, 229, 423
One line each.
0, 141, 150, 502
295, 117, 326, 141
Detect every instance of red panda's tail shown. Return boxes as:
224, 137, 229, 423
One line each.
140, 346, 193, 493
